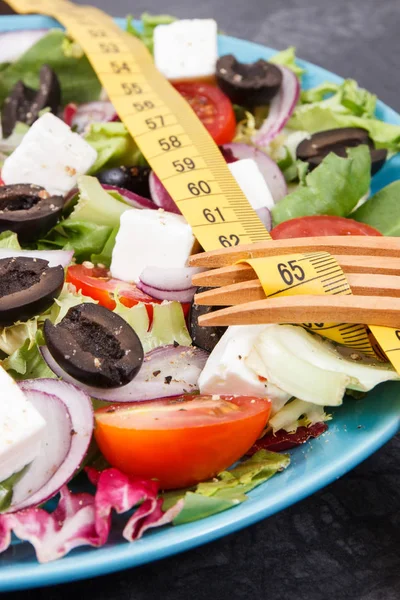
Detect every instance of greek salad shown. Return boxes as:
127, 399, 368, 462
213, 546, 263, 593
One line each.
0, 12, 399, 563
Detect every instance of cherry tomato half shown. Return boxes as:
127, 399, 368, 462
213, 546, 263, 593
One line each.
271, 215, 382, 239
173, 82, 236, 145
94, 394, 271, 489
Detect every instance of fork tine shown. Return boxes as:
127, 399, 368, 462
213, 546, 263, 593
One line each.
194, 273, 400, 306
192, 255, 400, 287
189, 236, 400, 268
197, 295, 400, 328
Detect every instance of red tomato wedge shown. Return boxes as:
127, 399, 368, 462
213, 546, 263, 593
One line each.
66, 264, 161, 315
94, 395, 271, 490
173, 82, 236, 145
271, 215, 382, 239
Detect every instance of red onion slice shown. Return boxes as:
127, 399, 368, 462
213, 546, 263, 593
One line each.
12, 380, 93, 512
71, 101, 117, 134
137, 266, 205, 303
0, 249, 73, 268
221, 142, 287, 203
252, 66, 300, 147
101, 184, 156, 210
149, 172, 181, 214
41, 345, 209, 402
256, 206, 272, 231
10, 391, 72, 509
0, 29, 48, 63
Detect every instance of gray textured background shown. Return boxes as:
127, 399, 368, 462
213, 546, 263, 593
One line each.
3, 0, 400, 598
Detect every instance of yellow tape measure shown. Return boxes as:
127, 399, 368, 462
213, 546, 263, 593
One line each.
6, 0, 400, 373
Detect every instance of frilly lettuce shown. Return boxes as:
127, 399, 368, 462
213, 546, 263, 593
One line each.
0, 30, 101, 107
269, 398, 330, 433
0, 319, 37, 356
85, 122, 145, 174
38, 220, 113, 263
162, 450, 290, 524
114, 300, 191, 352
269, 46, 305, 79
300, 79, 376, 118
68, 176, 131, 228
0, 231, 21, 250
271, 145, 371, 225
2, 332, 54, 380
352, 180, 400, 236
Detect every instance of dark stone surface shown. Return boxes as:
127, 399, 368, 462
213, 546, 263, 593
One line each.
2, 0, 400, 598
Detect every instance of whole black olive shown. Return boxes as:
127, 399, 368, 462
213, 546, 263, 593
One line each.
44, 303, 144, 388
0, 184, 64, 242
296, 128, 387, 175
216, 54, 282, 107
0, 257, 64, 326
1, 65, 61, 138
96, 166, 152, 199
189, 287, 227, 353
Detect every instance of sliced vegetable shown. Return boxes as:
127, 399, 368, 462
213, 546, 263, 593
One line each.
149, 171, 180, 214
71, 101, 117, 134
216, 55, 282, 107
247, 422, 328, 453
0, 184, 64, 242
271, 145, 371, 226
252, 66, 300, 147
101, 184, 156, 211
221, 142, 287, 203
41, 344, 207, 402
0, 248, 73, 268
271, 215, 382, 239
0, 257, 64, 327
94, 394, 271, 489
126, 12, 176, 53
189, 286, 227, 353
38, 219, 113, 263
173, 82, 236, 145
44, 303, 144, 388
84, 122, 142, 174
138, 266, 203, 303
12, 379, 93, 511
0, 29, 48, 64
68, 176, 131, 228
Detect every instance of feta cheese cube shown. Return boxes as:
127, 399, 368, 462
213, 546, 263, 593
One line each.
2, 113, 97, 196
228, 158, 275, 211
154, 19, 218, 80
0, 366, 45, 482
198, 325, 291, 408
110, 208, 195, 282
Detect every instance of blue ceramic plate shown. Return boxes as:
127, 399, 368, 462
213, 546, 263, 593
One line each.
0, 14, 399, 593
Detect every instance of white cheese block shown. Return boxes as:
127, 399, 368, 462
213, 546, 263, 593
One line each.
2, 113, 97, 196
228, 158, 275, 211
0, 366, 45, 482
110, 208, 195, 283
198, 325, 291, 410
153, 19, 218, 80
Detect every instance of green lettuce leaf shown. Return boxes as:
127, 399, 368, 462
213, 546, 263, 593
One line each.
114, 300, 192, 353
352, 180, 400, 235
38, 219, 113, 262
41, 282, 97, 325
0, 318, 37, 356
0, 230, 21, 250
91, 226, 119, 267
0, 30, 101, 107
0, 465, 30, 513
126, 13, 176, 53
300, 79, 376, 118
2, 331, 55, 380
69, 176, 131, 228
85, 122, 144, 174
162, 450, 290, 524
271, 145, 371, 225
270, 46, 305, 78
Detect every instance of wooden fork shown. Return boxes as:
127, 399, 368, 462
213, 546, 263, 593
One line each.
189, 236, 400, 328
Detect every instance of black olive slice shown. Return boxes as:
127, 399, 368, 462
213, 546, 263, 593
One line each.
96, 166, 152, 199
216, 54, 282, 107
44, 303, 144, 388
189, 287, 227, 353
1, 65, 61, 138
0, 257, 64, 326
0, 184, 64, 242
296, 128, 387, 174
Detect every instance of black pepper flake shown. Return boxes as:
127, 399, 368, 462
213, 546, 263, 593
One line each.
164, 375, 173, 385
173, 340, 179, 348
71, 429, 77, 436
238, 355, 242, 360
153, 370, 161, 377
106, 406, 116, 413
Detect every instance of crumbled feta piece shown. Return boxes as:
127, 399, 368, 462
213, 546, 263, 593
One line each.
228, 158, 275, 211
154, 19, 218, 80
2, 113, 97, 196
0, 366, 46, 482
110, 209, 195, 282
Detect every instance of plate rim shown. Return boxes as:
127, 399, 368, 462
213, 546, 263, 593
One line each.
0, 13, 399, 592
